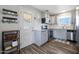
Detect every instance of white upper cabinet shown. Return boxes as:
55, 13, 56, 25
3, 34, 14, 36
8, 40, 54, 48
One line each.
50, 16, 56, 25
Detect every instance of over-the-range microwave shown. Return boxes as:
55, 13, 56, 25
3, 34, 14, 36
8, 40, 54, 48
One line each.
41, 18, 50, 24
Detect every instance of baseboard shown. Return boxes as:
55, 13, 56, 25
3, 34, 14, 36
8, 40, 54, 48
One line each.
67, 39, 77, 43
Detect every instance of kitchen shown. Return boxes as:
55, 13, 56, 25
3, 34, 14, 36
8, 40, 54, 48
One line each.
0, 5, 79, 54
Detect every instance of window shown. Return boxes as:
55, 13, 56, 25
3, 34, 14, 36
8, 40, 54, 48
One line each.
57, 12, 71, 26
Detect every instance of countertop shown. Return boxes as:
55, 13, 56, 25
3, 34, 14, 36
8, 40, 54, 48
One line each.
48, 28, 75, 30
48, 25, 75, 30
32, 29, 48, 32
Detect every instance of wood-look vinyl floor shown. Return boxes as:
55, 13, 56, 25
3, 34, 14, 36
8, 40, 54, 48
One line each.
20, 40, 79, 54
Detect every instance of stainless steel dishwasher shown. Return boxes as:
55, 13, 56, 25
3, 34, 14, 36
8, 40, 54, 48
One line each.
67, 30, 76, 42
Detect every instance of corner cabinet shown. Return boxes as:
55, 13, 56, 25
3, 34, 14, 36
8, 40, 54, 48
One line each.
33, 30, 48, 46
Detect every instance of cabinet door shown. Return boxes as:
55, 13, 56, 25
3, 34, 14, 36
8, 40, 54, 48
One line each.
53, 29, 67, 40
41, 31, 48, 45
34, 31, 41, 46
51, 16, 56, 24
67, 32, 71, 40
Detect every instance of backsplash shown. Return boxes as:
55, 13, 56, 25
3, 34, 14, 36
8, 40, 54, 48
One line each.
48, 25, 74, 30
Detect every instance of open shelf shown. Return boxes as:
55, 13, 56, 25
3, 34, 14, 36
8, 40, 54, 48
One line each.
2, 9, 18, 16
2, 8, 18, 23
2, 30, 20, 54
2, 17, 17, 23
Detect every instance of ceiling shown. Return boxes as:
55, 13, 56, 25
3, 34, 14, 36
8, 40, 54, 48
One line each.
32, 5, 79, 15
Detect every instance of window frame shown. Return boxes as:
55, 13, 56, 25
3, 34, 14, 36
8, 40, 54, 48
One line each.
57, 12, 72, 26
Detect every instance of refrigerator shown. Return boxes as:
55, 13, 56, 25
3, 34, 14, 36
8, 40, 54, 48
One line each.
76, 8, 79, 43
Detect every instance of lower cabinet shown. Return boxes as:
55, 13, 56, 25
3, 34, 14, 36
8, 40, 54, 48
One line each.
41, 31, 48, 45
53, 29, 67, 40
34, 30, 48, 46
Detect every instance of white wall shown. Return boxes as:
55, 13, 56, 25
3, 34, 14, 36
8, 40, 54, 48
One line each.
19, 5, 42, 48
0, 5, 20, 50
0, 5, 42, 49
0, 6, 20, 32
